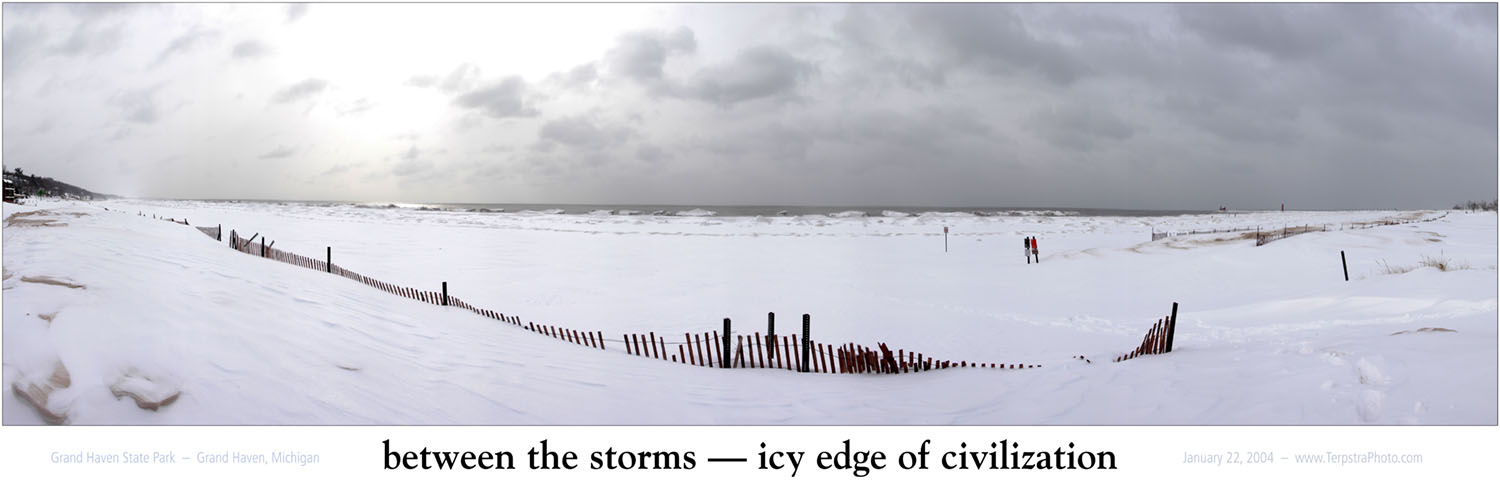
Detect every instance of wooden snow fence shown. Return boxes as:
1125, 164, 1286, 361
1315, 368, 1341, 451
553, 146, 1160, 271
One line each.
614, 324, 1042, 374
1115, 303, 1179, 362
174, 216, 1175, 376
1151, 226, 1257, 242
1253, 212, 1450, 247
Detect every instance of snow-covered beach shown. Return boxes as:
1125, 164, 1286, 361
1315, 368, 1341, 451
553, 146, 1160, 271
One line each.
3, 199, 1495, 425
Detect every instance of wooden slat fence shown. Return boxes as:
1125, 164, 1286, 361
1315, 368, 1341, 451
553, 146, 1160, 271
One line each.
1152, 213, 1448, 246
1115, 303, 1179, 362
166, 212, 1176, 375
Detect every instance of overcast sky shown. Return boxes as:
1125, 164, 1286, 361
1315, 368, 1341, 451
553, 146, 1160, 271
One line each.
2, 3, 1495, 209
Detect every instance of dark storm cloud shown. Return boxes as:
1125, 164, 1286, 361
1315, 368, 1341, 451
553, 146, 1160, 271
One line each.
686, 46, 815, 107
1028, 105, 1138, 151
1173, 3, 1496, 132
635, 143, 668, 163
1176, 4, 1336, 61
605, 27, 696, 85
902, 3, 1090, 85
452, 76, 537, 118
270, 78, 328, 104
231, 40, 270, 59
3, 3, 1492, 208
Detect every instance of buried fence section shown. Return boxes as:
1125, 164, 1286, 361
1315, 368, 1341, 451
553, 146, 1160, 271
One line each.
1115, 302, 1181, 362
186, 218, 1185, 375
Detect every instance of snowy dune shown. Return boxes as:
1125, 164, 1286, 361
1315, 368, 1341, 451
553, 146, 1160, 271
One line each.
2, 199, 1495, 424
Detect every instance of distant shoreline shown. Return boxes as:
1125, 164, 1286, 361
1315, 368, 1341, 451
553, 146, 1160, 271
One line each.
126, 198, 1275, 218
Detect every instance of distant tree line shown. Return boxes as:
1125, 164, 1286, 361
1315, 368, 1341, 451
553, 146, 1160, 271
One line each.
1453, 199, 1498, 212
3, 166, 115, 200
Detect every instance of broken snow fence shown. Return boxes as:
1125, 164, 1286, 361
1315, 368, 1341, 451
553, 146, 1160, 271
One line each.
1151, 226, 1257, 241
189, 220, 1169, 374
1114, 303, 1179, 363
1253, 213, 1449, 246
1151, 213, 1449, 246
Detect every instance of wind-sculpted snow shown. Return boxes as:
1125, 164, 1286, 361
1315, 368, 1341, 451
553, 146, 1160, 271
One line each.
2, 199, 1494, 424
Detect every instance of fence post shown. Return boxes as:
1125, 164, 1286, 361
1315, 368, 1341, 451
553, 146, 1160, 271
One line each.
442, 282, 448, 306
326, 247, 331, 273
217, 224, 222, 241
1166, 302, 1179, 353
261, 236, 266, 257
801, 314, 811, 373
722, 319, 731, 368
767, 312, 775, 361
1341, 251, 1349, 282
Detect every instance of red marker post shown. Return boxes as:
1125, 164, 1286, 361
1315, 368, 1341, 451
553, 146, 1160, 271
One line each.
943, 226, 948, 253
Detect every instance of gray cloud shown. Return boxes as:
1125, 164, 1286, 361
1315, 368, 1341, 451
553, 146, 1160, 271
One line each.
154, 27, 218, 66
404, 63, 481, 93
286, 4, 309, 23
336, 98, 376, 117
903, 4, 1090, 85
1028, 105, 1137, 151
605, 27, 696, 85
258, 146, 295, 159
404, 75, 438, 88
1, 22, 47, 81
318, 162, 357, 177
270, 78, 328, 104
391, 146, 434, 177
1177, 4, 1336, 61
53, 19, 125, 58
635, 143, 667, 163
438, 63, 480, 93
1173, 3, 1496, 133
547, 63, 598, 91
687, 45, 815, 107
231, 40, 270, 59
537, 114, 635, 151
110, 84, 166, 124
2, 3, 1492, 208
452, 76, 537, 118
